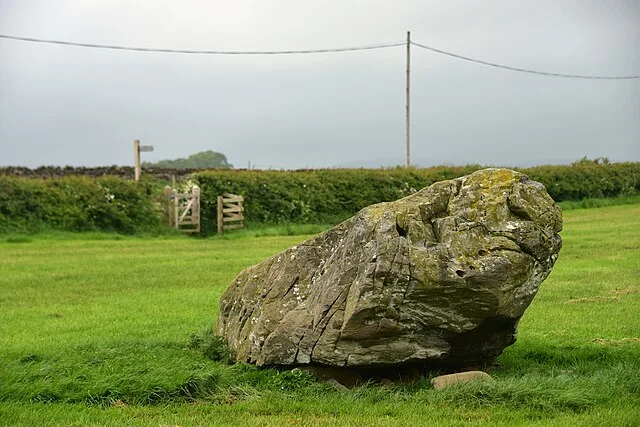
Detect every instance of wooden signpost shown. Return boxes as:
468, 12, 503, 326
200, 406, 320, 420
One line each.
133, 139, 154, 181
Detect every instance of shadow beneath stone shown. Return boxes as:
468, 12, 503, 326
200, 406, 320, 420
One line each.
293, 360, 502, 388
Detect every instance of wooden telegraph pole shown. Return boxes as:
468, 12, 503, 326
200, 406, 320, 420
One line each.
405, 31, 411, 168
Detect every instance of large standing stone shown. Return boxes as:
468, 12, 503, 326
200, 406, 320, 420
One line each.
217, 168, 562, 368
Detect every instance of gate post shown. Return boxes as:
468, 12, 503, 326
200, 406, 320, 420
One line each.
163, 186, 173, 227
217, 195, 224, 236
173, 188, 179, 229
192, 186, 201, 233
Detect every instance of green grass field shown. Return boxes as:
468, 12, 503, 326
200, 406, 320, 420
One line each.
1, 203, 639, 426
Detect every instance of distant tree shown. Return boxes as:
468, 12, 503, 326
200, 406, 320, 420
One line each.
572, 156, 610, 166
143, 150, 233, 169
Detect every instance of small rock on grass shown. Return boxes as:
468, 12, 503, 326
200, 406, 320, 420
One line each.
431, 371, 493, 390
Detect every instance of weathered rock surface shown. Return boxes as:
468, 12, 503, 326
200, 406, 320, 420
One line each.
217, 168, 562, 368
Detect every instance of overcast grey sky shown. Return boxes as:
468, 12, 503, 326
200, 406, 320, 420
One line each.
1, 0, 638, 169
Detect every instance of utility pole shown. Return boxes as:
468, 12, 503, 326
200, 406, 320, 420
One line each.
405, 31, 411, 168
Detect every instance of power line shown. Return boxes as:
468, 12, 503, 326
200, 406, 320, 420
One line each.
1, 32, 638, 79
411, 41, 640, 80
0, 34, 404, 55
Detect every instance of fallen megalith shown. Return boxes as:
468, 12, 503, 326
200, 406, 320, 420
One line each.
217, 168, 562, 369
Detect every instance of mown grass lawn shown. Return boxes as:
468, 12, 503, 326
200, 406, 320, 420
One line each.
1, 204, 639, 426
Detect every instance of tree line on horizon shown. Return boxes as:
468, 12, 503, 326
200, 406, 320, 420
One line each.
142, 150, 232, 169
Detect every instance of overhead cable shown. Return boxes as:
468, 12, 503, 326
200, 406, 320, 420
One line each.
1, 33, 639, 79
0, 34, 404, 54
411, 40, 640, 80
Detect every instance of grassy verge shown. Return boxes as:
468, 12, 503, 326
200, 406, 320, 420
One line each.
1, 223, 332, 244
1, 204, 639, 425
557, 194, 640, 210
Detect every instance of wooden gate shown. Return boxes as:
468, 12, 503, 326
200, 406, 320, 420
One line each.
217, 192, 244, 236
163, 185, 200, 233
